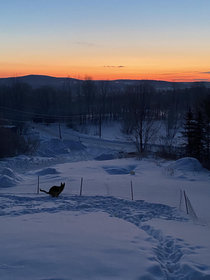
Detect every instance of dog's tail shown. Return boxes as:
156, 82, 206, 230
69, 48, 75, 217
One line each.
40, 189, 49, 194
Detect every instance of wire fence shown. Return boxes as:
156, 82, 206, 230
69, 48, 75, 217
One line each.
78, 180, 210, 227
179, 189, 210, 227
51, 177, 181, 208
36, 176, 210, 227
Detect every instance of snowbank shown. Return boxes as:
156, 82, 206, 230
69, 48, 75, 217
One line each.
0, 168, 22, 188
169, 157, 205, 173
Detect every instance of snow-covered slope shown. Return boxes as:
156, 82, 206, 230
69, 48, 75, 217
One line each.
0, 123, 210, 279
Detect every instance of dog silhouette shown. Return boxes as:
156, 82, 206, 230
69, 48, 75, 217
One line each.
40, 182, 65, 197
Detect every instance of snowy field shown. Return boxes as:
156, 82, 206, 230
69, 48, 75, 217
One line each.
0, 123, 210, 280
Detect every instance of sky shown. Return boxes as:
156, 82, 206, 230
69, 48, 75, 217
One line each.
1, 0, 210, 81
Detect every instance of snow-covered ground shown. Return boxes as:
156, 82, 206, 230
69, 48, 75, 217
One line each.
0, 122, 210, 280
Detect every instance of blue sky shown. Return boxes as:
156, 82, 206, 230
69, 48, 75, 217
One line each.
1, 0, 210, 81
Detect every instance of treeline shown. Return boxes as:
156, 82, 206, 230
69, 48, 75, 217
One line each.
0, 78, 123, 126
0, 77, 210, 166
0, 78, 208, 124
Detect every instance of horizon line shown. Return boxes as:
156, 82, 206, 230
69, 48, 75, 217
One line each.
0, 73, 209, 83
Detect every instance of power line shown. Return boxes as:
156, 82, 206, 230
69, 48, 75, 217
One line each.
0, 97, 70, 116
0, 105, 72, 119
0, 117, 31, 124
0, 105, 100, 121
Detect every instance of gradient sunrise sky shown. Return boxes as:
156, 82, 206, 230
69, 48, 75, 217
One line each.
1, 0, 210, 81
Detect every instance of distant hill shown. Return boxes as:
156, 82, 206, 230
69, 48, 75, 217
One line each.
0, 75, 78, 89
0, 74, 209, 90
111, 79, 191, 90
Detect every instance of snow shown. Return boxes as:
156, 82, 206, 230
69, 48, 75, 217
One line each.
0, 122, 210, 279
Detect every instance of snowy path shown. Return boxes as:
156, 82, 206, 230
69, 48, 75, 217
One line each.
1, 193, 209, 279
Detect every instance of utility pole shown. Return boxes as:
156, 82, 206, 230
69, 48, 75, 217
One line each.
59, 121, 62, 139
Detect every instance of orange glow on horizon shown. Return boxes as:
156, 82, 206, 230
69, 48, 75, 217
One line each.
1, 47, 210, 82
0, 64, 210, 82
0, 72, 210, 83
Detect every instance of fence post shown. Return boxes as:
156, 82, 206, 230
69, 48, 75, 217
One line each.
179, 189, 183, 210
37, 176, 39, 194
131, 181, 134, 201
183, 190, 189, 214
80, 177, 83, 196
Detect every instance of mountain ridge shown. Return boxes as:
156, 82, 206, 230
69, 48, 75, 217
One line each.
0, 74, 209, 90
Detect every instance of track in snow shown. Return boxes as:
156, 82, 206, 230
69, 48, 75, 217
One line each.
1, 193, 208, 279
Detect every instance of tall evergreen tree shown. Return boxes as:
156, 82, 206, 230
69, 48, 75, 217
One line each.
193, 110, 205, 160
201, 95, 210, 161
182, 108, 205, 160
182, 107, 195, 157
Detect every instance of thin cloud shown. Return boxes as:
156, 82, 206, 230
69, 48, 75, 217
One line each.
161, 72, 177, 75
103, 65, 125, 68
74, 41, 94, 46
193, 79, 210, 82
200, 71, 210, 74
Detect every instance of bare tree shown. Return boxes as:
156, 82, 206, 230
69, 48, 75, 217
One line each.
123, 82, 161, 154
98, 80, 109, 120
82, 76, 96, 117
